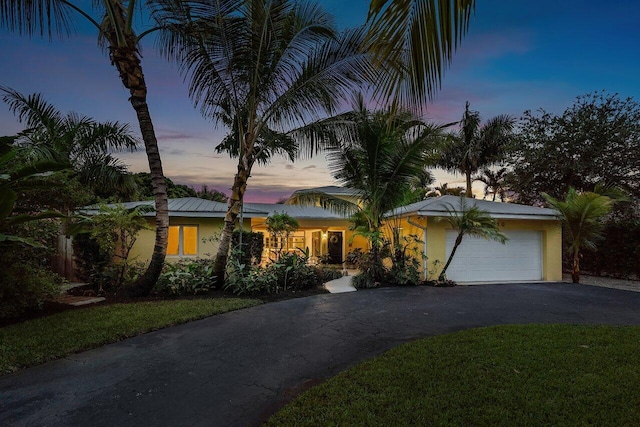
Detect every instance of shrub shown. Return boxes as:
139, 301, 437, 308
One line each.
231, 230, 264, 266
313, 267, 344, 282
0, 258, 64, 319
579, 220, 640, 279
154, 259, 216, 296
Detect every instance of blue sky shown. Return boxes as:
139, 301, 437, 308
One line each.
1, 0, 639, 202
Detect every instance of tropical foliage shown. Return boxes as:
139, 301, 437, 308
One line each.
543, 186, 623, 283
437, 196, 507, 281
365, 0, 476, 107
290, 98, 444, 286
476, 167, 509, 201
507, 91, 640, 204
0, 0, 176, 294
1, 87, 139, 202
437, 102, 514, 197
162, 0, 377, 280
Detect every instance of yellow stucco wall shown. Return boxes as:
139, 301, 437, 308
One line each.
381, 215, 562, 281
251, 218, 368, 263
422, 217, 562, 281
128, 217, 250, 264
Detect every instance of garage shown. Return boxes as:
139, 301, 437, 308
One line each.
445, 230, 543, 282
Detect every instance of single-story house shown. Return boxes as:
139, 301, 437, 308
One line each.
81, 197, 369, 266
80, 191, 562, 283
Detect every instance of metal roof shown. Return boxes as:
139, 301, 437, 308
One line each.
81, 198, 346, 219
390, 195, 558, 220
244, 203, 348, 220
81, 197, 268, 218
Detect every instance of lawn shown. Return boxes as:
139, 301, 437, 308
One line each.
268, 324, 640, 426
0, 298, 261, 375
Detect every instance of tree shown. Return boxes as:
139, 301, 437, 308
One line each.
543, 186, 623, 284
0, 138, 68, 247
437, 196, 507, 281
0, 0, 176, 295
196, 185, 228, 203
1, 87, 138, 201
365, 0, 476, 107
426, 182, 466, 197
507, 92, 640, 205
265, 212, 299, 261
290, 98, 444, 284
132, 172, 197, 201
476, 167, 508, 201
437, 102, 514, 197
164, 0, 375, 280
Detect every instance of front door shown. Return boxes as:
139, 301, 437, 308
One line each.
327, 231, 343, 264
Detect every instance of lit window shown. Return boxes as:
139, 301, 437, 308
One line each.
167, 225, 198, 256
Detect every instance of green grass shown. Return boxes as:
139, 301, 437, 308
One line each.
268, 324, 640, 426
0, 298, 261, 375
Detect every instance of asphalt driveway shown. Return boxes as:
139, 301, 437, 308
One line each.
2, 283, 640, 426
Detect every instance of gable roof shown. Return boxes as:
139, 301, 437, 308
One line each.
390, 195, 557, 220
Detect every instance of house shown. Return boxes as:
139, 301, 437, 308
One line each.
386, 195, 562, 282
80, 191, 562, 283
81, 197, 369, 266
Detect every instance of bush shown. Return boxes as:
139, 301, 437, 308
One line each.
313, 267, 344, 283
154, 259, 216, 296
0, 259, 64, 319
578, 220, 640, 279
231, 230, 264, 266
72, 233, 110, 286
224, 248, 328, 295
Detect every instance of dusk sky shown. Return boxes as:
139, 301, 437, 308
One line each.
1, 0, 639, 202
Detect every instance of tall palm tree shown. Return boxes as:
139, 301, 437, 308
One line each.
438, 102, 514, 197
163, 0, 375, 279
365, 0, 476, 107
1, 87, 138, 197
543, 186, 622, 283
476, 167, 509, 201
290, 97, 445, 282
0, 0, 176, 294
437, 196, 507, 281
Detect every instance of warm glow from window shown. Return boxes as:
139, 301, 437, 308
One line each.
168, 226, 180, 255
183, 226, 198, 255
167, 225, 198, 256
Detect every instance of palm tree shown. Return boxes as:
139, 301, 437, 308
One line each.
1, 87, 138, 198
426, 182, 465, 197
438, 102, 514, 197
163, 0, 375, 279
437, 196, 507, 281
0, 0, 176, 294
365, 0, 477, 107
476, 167, 509, 201
543, 186, 622, 283
290, 98, 444, 283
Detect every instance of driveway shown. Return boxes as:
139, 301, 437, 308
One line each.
2, 283, 640, 426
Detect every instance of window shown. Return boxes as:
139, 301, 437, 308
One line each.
167, 225, 198, 256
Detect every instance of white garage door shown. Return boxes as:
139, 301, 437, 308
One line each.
445, 230, 542, 282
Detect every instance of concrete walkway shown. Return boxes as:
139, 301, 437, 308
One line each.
2, 283, 640, 427
323, 272, 357, 293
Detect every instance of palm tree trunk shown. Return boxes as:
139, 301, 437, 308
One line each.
109, 39, 169, 296
213, 153, 252, 282
439, 233, 463, 281
466, 172, 473, 197
572, 249, 580, 283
